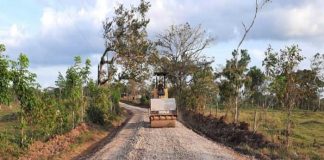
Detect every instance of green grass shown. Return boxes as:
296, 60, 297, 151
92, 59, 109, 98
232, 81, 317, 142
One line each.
0, 105, 19, 132
205, 106, 324, 159
0, 105, 21, 159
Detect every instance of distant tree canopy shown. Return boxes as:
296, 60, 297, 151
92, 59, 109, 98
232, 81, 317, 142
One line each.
294, 69, 323, 111
245, 66, 266, 105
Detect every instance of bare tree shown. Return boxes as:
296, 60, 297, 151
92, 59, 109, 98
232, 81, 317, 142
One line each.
156, 23, 214, 108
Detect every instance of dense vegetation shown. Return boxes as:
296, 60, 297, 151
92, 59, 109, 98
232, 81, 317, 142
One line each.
0, 44, 122, 157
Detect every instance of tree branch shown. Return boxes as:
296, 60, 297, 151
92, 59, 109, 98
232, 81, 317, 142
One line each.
236, 0, 270, 51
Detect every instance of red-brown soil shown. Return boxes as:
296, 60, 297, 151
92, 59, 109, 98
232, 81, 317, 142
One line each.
20, 109, 132, 160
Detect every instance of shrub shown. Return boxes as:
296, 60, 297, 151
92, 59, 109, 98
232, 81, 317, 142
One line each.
87, 82, 111, 125
140, 95, 149, 106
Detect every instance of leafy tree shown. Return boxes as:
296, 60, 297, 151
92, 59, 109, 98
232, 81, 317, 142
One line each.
65, 58, 83, 128
0, 44, 12, 105
55, 72, 66, 98
229, 0, 269, 123
262, 45, 305, 148
82, 59, 91, 84
87, 80, 111, 125
58, 56, 91, 128
221, 50, 250, 123
110, 83, 122, 115
100, 0, 152, 84
189, 62, 218, 113
245, 66, 265, 132
294, 69, 323, 111
11, 54, 39, 147
245, 66, 265, 106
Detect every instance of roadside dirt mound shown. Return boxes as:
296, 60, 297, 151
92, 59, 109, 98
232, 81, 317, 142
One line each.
180, 110, 280, 160
20, 123, 90, 160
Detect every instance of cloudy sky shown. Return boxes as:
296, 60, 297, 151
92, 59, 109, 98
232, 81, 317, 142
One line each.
1, 0, 323, 87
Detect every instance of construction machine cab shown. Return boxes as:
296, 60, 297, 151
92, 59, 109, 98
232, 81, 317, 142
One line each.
152, 72, 168, 99
150, 72, 177, 128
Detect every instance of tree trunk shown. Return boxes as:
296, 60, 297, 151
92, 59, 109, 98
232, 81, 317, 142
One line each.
60, 117, 63, 134
209, 104, 212, 116
20, 112, 25, 147
318, 96, 321, 111
253, 109, 258, 133
216, 100, 218, 118
72, 111, 75, 129
234, 89, 239, 123
81, 88, 84, 122
286, 107, 292, 149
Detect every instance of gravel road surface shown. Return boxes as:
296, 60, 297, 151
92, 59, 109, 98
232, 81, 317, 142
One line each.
89, 103, 247, 160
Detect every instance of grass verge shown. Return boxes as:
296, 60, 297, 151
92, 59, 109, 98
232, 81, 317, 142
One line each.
199, 107, 324, 159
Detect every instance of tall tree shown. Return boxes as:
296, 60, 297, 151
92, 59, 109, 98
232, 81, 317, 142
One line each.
99, 0, 152, 85
228, 0, 269, 123
11, 54, 39, 147
156, 23, 213, 108
59, 56, 91, 128
221, 50, 250, 123
263, 45, 305, 148
245, 66, 265, 131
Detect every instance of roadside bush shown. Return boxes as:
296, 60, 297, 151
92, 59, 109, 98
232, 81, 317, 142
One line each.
140, 95, 149, 106
110, 84, 121, 116
87, 82, 111, 125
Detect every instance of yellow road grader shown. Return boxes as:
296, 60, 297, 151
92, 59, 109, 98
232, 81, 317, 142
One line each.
149, 72, 177, 128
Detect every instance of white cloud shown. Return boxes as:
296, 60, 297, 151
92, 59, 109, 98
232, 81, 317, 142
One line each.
250, 0, 324, 43
91, 0, 114, 22
0, 24, 27, 47
41, 7, 74, 33
250, 48, 265, 61
283, 4, 324, 39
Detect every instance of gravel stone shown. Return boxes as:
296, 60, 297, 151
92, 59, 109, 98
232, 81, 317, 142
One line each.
90, 103, 248, 160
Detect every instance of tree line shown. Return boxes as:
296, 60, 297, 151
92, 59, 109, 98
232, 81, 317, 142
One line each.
101, 0, 324, 150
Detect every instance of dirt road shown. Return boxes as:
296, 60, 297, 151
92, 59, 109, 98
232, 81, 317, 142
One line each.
89, 103, 247, 160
